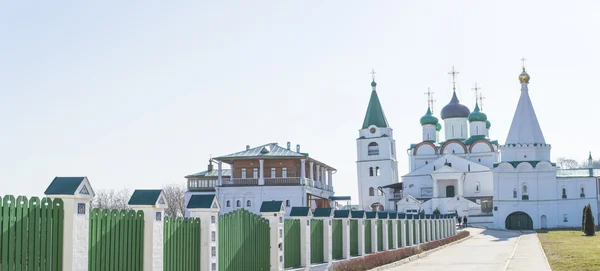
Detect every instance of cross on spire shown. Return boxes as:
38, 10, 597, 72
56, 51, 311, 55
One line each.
479, 93, 486, 111
448, 66, 459, 91
520, 57, 527, 70
424, 87, 436, 112
371, 69, 376, 81
472, 83, 481, 103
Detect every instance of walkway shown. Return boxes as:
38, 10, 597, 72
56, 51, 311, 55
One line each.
384, 228, 551, 271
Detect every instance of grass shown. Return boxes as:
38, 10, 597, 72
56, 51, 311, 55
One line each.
537, 230, 600, 271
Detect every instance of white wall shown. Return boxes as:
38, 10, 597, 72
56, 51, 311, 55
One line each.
443, 118, 468, 141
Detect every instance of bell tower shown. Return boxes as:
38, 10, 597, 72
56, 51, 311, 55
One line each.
356, 70, 399, 211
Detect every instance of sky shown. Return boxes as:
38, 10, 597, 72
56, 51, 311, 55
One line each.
1, 1, 599, 202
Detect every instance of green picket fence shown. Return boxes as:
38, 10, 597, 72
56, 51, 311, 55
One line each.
397, 220, 403, 247
284, 219, 301, 268
89, 209, 144, 271
219, 209, 269, 271
387, 220, 393, 248
376, 220, 383, 251
349, 220, 358, 256
332, 219, 343, 259
310, 219, 324, 263
164, 216, 201, 271
0, 195, 64, 271
364, 221, 372, 254
419, 220, 424, 243
412, 220, 417, 244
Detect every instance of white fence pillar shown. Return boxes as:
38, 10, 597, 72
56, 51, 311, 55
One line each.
382, 218, 389, 251
261, 201, 286, 271
129, 190, 168, 271
188, 195, 221, 271
406, 217, 413, 246
392, 219, 398, 249
371, 219, 378, 252
342, 218, 351, 259
357, 218, 365, 256
399, 218, 406, 247
414, 218, 421, 245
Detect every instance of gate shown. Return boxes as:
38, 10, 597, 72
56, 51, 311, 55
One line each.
332, 219, 343, 259
505, 211, 533, 230
219, 209, 270, 271
364, 221, 372, 253
0, 196, 64, 271
376, 220, 383, 251
350, 220, 358, 256
164, 216, 201, 271
310, 219, 324, 263
387, 220, 393, 248
284, 219, 301, 268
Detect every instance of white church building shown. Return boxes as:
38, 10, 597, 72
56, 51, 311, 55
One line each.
357, 66, 600, 230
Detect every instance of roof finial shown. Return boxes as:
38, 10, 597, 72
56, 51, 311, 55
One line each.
448, 66, 459, 92
425, 87, 436, 112
370, 69, 377, 89
478, 92, 486, 111
472, 83, 481, 105
520, 57, 527, 71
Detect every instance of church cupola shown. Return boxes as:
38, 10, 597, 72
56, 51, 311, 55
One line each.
420, 107, 438, 142
588, 152, 593, 169
468, 102, 487, 137
441, 66, 470, 141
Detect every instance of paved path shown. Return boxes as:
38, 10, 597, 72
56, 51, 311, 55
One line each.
384, 228, 551, 271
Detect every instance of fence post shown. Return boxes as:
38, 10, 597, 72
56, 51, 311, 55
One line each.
424, 215, 430, 242
381, 215, 389, 251
405, 215, 412, 246
414, 216, 421, 245
398, 215, 406, 247
187, 194, 221, 271
314, 208, 333, 266
129, 189, 168, 271
290, 207, 312, 268
353, 211, 365, 256
391, 215, 398, 249
260, 201, 286, 271
44, 177, 95, 271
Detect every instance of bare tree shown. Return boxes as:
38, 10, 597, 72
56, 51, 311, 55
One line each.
556, 157, 580, 169
91, 188, 132, 210
162, 183, 186, 217
579, 159, 600, 169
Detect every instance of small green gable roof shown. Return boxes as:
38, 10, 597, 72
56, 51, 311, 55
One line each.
260, 201, 284, 212
388, 213, 398, 219
362, 84, 389, 129
313, 208, 333, 217
365, 211, 378, 219
377, 212, 388, 219
333, 210, 350, 218
186, 194, 216, 209
128, 190, 163, 205
290, 207, 311, 217
351, 210, 365, 219
44, 177, 86, 195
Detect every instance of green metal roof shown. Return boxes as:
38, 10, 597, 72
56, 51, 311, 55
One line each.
377, 212, 388, 219
351, 210, 365, 218
361, 86, 389, 129
313, 208, 333, 217
260, 201, 284, 212
493, 161, 557, 168
289, 207, 311, 217
187, 169, 232, 178
365, 211, 377, 219
329, 196, 351, 201
468, 103, 487, 122
333, 210, 350, 218
464, 135, 487, 145
420, 107, 439, 126
486, 120, 491, 129
436, 122, 442, 131
215, 143, 306, 160
557, 168, 600, 178
44, 177, 86, 195
388, 213, 398, 219
128, 190, 162, 205
186, 194, 216, 209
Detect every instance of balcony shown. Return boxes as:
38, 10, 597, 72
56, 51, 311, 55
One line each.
222, 178, 259, 186
264, 177, 301, 185
188, 177, 333, 191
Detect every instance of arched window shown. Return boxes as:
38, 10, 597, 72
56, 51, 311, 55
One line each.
226, 200, 231, 207
285, 200, 291, 207
246, 200, 252, 207
369, 187, 375, 196
475, 182, 480, 193
522, 184, 528, 195
581, 186, 585, 197
562, 187, 567, 199
368, 142, 379, 156
563, 214, 568, 222
513, 189, 517, 199
369, 167, 374, 176
522, 184, 529, 200
376, 167, 380, 176
236, 200, 241, 207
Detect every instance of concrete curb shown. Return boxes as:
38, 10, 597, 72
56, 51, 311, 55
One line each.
368, 234, 472, 271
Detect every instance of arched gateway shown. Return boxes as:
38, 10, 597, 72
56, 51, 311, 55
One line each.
505, 211, 533, 230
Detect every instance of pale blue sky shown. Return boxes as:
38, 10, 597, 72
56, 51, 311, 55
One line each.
1, 1, 599, 201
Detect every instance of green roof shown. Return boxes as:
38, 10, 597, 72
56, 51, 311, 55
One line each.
486, 120, 491, 129
361, 85, 389, 129
365, 211, 377, 219
464, 135, 487, 145
44, 177, 86, 195
420, 107, 439, 126
313, 208, 333, 217
329, 196, 351, 201
186, 195, 216, 209
187, 169, 232, 178
128, 190, 162, 205
260, 201, 283, 212
436, 122, 442, 131
468, 103, 487, 122
388, 213, 398, 219
494, 161, 557, 168
351, 210, 365, 218
377, 212, 388, 219
333, 210, 350, 218
289, 207, 311, 217
557, 168, 600, 178
216, 143, 306, 160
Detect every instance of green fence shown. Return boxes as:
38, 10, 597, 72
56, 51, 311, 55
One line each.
387, 220, 393, 248
284, 219, 301, 268
364, 221, 372, 254
411, 220, 416, 245
310, 219, 324, 263
0, 195, 64, 271
376, 220, 383, 251
219, 209, 270, 271
89, 209, 144, 271
164, 216, 201, 271
350, 220, 358, 256
332, 219, 343, 259
397, 220, 403, 247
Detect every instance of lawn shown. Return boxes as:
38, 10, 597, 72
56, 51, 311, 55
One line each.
537, 230, 600, 271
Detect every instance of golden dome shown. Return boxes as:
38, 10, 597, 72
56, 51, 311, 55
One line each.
519, 68, 530, 83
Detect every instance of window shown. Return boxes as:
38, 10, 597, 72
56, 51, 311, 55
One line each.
271, 168, 276, 177
241, 168, 247, 178
562, 187, 567, 199
522, 184, 529, 200
581, 186, 585, 197
475, 182, 480, 193
246, 200, 251, 207
425, 161, 428, 164
226, 200, 231, 207
391, 143, 395, 155
369, 167, 374, 176
452, 126, 455, 137
476, 126, 479, 134
369, 187, 375, 196
563, 214, 568, 222
282, 168, 287, 178
522, 184, 528, 195
253, 168, 258, 179
376, 167, 380, 176
478, 158, 481, 162
368, 142, 379, 156
285, 200, 290, 207
236, 200, 241, 207
468, 164, 471, 172
513, 189, 517, 199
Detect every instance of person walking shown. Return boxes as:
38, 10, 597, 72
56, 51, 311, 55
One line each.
457, 216, 462, 228
463, 216, 468, 228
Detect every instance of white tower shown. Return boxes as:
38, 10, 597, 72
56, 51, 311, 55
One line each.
356, 74, 399, 211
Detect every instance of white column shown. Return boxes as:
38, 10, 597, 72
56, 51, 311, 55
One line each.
327, 170, 333, 191
319, 217, 333, 266
309, 162, 315, 186
131, 206, 165, 271
300, 159, 306, 185
298, 217, 311, 267
342, 218, 351, 259
259, 159, 265, 185
399, 219, 406, 248
392, 220, 398, 249
321, 168, 326, 188
217, 161, 223, 186
432, 179, 437, 198
371, 220, 378, 252
56, 197, 92, 271
189, 209, 219, 271
357, 219, 365, 256
316, 165, 321, 187
262, 212, 285, 271
382, 219, 389, 250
